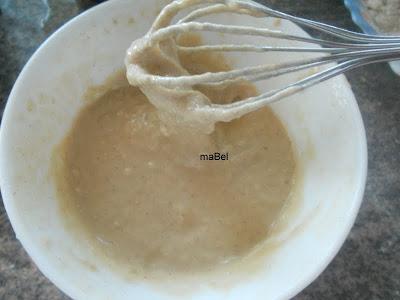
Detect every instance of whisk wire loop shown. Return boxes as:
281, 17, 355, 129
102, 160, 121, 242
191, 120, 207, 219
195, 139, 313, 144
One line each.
128, 0, 400, 116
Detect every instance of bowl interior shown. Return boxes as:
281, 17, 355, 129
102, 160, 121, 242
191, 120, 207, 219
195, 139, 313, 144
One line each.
0, 0, 367, 299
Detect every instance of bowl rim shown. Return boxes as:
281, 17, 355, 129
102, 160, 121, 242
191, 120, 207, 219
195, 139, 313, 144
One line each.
0, 2, 126, 299
0, 0, 368, 299
344, 0, 377, 34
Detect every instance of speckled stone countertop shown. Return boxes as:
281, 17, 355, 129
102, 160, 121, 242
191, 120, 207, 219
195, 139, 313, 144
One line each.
0, 0, 399, 299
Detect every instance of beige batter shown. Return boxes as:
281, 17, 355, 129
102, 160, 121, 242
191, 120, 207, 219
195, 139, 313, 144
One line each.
54, 34, 296, 274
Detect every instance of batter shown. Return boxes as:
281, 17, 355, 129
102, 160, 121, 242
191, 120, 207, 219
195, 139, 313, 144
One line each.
54, 34, 296, 274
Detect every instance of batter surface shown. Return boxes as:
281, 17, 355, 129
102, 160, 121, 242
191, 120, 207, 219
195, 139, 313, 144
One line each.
54, 34, 296, 274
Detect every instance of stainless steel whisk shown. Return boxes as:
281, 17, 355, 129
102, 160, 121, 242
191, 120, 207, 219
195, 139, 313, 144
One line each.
126, 0, 400, 118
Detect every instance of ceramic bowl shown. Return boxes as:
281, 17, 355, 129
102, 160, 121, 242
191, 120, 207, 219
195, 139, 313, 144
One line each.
0, 0, 367, 299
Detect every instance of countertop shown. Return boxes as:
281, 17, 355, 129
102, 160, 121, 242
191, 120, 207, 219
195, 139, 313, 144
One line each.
0, 0, 399, 299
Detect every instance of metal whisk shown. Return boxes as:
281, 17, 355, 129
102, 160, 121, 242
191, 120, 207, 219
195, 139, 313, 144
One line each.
126, 0, 400, 119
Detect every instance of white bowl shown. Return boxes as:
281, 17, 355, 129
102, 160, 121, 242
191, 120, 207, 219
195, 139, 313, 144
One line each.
0, 0, 367, 299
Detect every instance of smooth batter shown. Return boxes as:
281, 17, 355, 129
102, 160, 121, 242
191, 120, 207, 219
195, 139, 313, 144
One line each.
55, 34, 296, 274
